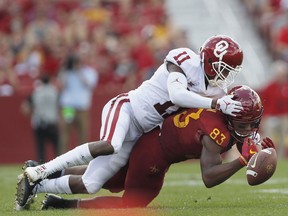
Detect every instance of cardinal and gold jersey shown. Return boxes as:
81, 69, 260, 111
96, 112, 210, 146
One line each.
160, 108, 234, 163
103, 108, 235, 207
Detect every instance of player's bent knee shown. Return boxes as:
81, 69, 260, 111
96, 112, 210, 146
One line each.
82, 177, 102, 194
84, 182, 102, 194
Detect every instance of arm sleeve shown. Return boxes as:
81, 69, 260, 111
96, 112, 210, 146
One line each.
167, 72, 213, 109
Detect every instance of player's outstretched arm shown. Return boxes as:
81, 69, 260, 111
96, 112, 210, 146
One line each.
166, 62, 214, 109
200, 135, 244, 188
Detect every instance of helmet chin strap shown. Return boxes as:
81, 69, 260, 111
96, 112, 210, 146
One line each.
203, 70, 226, 88
204, 72, 217, 87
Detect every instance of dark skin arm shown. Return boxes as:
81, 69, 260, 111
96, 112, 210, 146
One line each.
200, 135, 244, 188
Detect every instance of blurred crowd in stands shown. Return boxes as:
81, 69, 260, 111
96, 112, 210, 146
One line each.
243, 0, 288, 61
243, 0, 288, 159
0, 0, 188, 97
0, 0, 190, 161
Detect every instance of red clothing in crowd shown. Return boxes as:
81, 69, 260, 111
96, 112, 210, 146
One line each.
260, 81, 288, 116
277, 26, 288, 47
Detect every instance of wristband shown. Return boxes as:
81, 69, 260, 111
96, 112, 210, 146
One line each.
211, 99, 217, 109
238, 155, 247, 166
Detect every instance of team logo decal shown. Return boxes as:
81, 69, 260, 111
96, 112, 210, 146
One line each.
214, 40, 229, 60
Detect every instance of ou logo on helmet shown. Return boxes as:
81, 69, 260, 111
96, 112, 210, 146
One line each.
213, 40, 229, 61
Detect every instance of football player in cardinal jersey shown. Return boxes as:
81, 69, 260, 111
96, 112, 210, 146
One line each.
17, 85, 275, 209
16, 35, 244, 210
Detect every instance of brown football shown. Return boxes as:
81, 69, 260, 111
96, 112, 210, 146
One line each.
246, 148, 277, 186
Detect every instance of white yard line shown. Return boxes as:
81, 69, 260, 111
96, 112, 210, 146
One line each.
257, 189, 288, 194
164, 178, 288, 187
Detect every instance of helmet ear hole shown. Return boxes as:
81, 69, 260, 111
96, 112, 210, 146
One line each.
201, 51, 215, 77
207, 58, 214, 75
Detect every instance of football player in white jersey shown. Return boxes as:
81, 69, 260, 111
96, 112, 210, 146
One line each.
16, 35, 244, 210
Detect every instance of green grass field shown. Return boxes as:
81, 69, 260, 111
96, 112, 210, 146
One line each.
0, 160, 287, 216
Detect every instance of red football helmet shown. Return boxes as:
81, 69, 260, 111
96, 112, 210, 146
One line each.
200, 35, 243, 89
226, 85, 263, 141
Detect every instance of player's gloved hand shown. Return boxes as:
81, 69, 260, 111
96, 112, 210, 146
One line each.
261, 137, 275, 149
238, 137, 258, 166
216, 95, 243, 117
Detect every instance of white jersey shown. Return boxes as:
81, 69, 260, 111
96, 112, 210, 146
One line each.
129, 48, 226, 132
